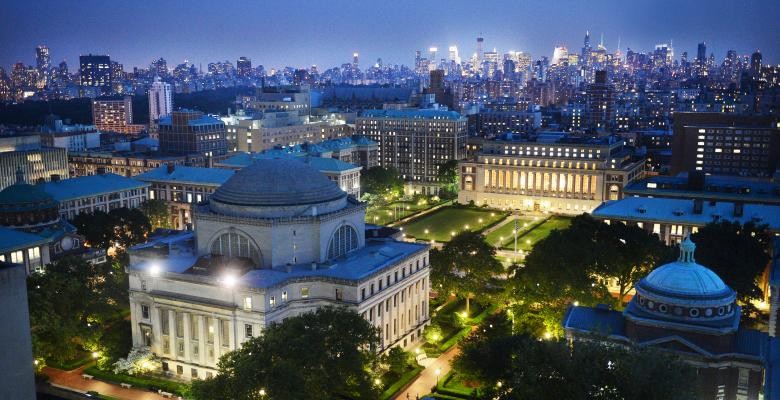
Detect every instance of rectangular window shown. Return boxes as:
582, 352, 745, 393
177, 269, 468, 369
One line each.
335, 288, 342, 301
282, 291, 288, 301
243, 297, 252, 311
175, 313, 184, 338
220, 320, 230, 348
190, 314, 199, 340
10, 250, 23, 264
206, 317, 214, 344
191, 368, 198, 379
160, 310, 170, 335
176, 365, 183, 375
141, 305, 150, 319
245, 324, 253, 338
300, 287, 310, 298
269, 296, 276, 307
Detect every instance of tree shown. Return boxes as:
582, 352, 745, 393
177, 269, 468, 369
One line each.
430, 231, 504, 312
383, 346, 410, 376
361, 166, 404, 199
436, 159, 459, 199
27, 256, 128, 364
190, 307, 381, 400
453, 319, 698, 400
692, 220, 771, 320
72, 207, 152, 249
140, 199, 171, 230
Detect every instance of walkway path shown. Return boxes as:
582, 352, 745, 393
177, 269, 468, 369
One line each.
480, 214, 516, 236
44, 364, 168, 400
388, 200, 452, 228
393, 345, 460, 400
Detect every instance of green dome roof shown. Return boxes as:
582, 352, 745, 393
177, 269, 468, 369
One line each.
0, 171, 58, 213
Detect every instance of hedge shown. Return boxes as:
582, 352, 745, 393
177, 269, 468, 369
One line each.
83, 366, 189, 396
379, 366, 424, 400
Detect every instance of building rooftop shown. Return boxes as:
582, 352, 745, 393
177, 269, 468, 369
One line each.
592, 196, 780, 231
562, 305, 626, 337
131, 237, 427, 289
38, 173, 150, 202
360, 109, 464, 120
0, 226, 51, 254
135, 165, 235, 186
624, 174, 780, 204
219, 152, 361, 173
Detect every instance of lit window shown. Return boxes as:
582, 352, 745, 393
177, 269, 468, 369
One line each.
243, 297, 252, 311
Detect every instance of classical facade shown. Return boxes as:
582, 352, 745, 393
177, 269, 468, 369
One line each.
458, 133, 645, 214
38, 172, 149, 220
564, 237, 778, 400
127, 159, 430, 380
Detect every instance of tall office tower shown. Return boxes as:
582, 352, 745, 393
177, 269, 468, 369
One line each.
586, 70, 615, 131
426, 69, 454, 108
356, 109, 468, 195
449, 45, 459, 63
92, 96, 142, 134
149, 77, 173, 128
150, 57, 167, 77
0, 68, 10, 102
429, 47, 438, 69
476, 36, 484, 65
582, 30, 591, 61
552, 45, 569, 65
751, 50, 763, 76
352, 52, 359, 70
236, 57, 252, 77
415, 50, 422, 72
79, 54, 111, 95
159, 109, 226, 157
696, 42, 707, 63
35, 45, 50, 88
681, 51, 689, 65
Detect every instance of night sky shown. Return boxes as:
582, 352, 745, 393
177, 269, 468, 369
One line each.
1, 0, 778, 71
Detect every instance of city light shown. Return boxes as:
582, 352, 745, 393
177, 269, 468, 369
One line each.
222, 273, 238, 288
149, 263, 161, 277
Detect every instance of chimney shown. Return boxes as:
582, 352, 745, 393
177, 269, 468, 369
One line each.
167, 163, 175, 174
50, 174, 61, 182
96, 167, 106, 175
693, 199, 703, 214
733, 202, 744, 218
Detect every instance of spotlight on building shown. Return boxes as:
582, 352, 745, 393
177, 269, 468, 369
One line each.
222, 273, 238, 288
149, 263, 161, 277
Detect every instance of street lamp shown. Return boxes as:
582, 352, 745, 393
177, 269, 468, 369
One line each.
258, 388, 266, 398
435, 368, 442, 386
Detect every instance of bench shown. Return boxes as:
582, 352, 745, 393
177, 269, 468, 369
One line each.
81, 374, 93, 380
158, 391, 173, 398
120, 383, 132, 389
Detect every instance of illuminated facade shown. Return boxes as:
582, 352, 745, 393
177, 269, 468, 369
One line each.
458, 133, 644, 214
79, 54, 112, 96
92, 96, 145, 134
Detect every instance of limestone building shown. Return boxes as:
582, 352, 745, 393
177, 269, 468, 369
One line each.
127, 159, 431, 380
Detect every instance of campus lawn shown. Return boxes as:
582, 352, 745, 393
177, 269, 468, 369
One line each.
514, 216, 572, 251
366, 200, 435, 226
400, 206, 507, 242
483, 216, 539, 248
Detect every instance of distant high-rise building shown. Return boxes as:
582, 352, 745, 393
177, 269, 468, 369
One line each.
751, 50, 763, 76
35, 45, 50, 88
159, 109, 226, 157
476, 36, 484, 65
582, 30, 592, 62
79, 54, 111, 95
552, 45, 569, 65
586, 70, 615, 131
697, 42, 707, 63
449, 45, 459, 63
150, 57, 168, 77
92, 96, 144, 134
236, 57, 252, 77
148, 77, 173, 128
352, 52, 359, 70
425, 69, 454, 109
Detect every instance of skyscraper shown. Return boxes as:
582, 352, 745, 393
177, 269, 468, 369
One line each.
697, 42, 707, 63
35, 45, 50, 88
159, 110, 227, 157
79, 54, 111, 96
552, 45, 568, 65
92, 96, 144, 134
581, 30, 592, 62
148, 77, 173, 128
236, 57, 252, 78
448, 45, 459, 63
476, 36, 484, 65
586, 70, 615, 131
751, 50, 763, 76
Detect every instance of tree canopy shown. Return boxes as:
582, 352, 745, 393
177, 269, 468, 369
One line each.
190, 307, 382, 400
361, 166, 404, 199
140, 199, 171, 230
436, 159, 459, 199
453, 313, 698, 400
27, 255, 129, 364
72, 207, 151, 249
692, 220, 771, 320
430, 230, 504, 312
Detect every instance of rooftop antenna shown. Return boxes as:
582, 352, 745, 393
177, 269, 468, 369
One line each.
600, 33, 604, 48
617, 36, 621, 52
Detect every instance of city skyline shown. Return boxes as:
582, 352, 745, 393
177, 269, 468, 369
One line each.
1, 0, 779, 71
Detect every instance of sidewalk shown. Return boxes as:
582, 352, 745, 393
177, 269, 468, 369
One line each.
44, 364, 168, 400
393, 345, 461, 400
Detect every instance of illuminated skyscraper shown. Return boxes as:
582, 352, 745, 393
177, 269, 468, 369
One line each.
751, 50, 762, 76
448, 45, 459, 63
586, 70, 615, 131
552, 45, 569, 65
35, 45, 50, 88
79, 54, 111, 96
236, 57, 252, 77
149, 77, 173, 127
476, 36, 484, 65
697, 42, 707, 63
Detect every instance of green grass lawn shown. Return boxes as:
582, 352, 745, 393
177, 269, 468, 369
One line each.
400, 206, 507, 242
366, 200, 435, 226
483, 216, 539, 248
514, 216, 572, 251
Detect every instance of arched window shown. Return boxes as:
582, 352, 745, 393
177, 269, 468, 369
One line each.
328, 224, 359, 259
210, 231, 261, 265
